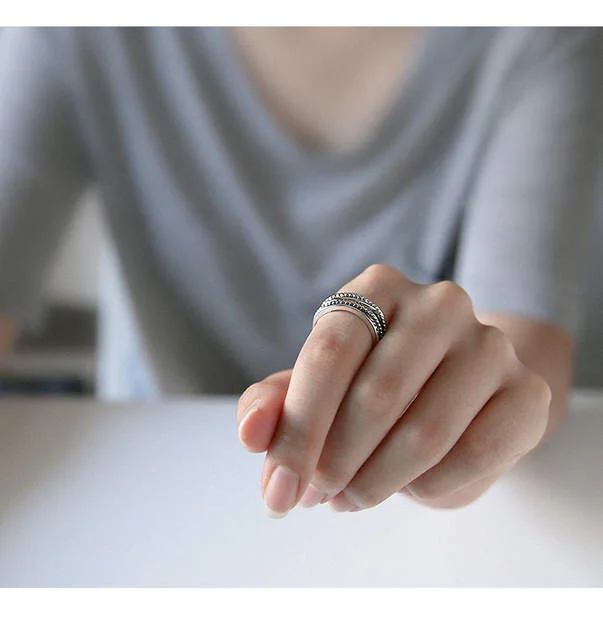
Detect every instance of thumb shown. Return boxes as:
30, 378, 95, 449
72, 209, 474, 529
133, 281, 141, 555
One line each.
236, 369, 292, 453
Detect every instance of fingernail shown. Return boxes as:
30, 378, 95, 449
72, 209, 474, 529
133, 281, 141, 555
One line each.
299, 483, 327, 509
264, 465, 299, 518
238, 401, 259, 437
329, 491, 360, 512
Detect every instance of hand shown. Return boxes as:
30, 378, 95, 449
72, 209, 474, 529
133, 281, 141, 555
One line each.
236, 264, 551, 517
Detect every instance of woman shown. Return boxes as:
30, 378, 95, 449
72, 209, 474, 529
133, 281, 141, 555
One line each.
0, 27, 601, 516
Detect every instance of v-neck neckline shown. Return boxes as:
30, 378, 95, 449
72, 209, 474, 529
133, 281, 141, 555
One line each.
205, 27, 439, 171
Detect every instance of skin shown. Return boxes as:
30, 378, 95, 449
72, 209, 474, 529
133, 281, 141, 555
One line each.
0, 263, 569, 517
231, 29, 574, 513
236, 264, 571, 515
230, 27, 420, 153
0, 29, 574, 516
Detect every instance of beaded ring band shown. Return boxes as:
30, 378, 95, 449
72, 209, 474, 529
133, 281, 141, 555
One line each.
312, 292, 388, 346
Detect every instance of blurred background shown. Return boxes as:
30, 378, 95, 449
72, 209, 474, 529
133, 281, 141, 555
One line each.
0, 28, 601, 400
2, 185, 600, 400
0, 190, 102, 397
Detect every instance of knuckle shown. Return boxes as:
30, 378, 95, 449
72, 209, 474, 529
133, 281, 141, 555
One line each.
276, 424, 315, 459
426, 280, 473, 317
518, 372, 551, 447
404, 420, 448, 463
525, 371, 553, 408
507, 370, 552, 435
362, 263, 400, 285
480, 325, 517, 363
352, 372, 400, 417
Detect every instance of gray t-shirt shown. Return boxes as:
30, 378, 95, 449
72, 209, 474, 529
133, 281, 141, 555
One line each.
1, 27, 602, 395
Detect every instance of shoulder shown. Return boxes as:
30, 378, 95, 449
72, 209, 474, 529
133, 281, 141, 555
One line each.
425, 27, 602, 106
481, 27, 601, 62
455, 27, 603, 123
53, 27, 208, 60
48, 27, 215, 86
480, 27, 603, 84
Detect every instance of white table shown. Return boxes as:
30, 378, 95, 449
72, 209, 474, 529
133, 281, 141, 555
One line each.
0, 392, 601, 587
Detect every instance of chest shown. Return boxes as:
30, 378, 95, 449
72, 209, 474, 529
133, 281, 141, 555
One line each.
84, 27, 490, 297
229, 27, 421, 154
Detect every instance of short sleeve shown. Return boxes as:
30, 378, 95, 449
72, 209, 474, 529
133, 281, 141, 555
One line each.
455, 28, 603, 338
0, 27, 90, 326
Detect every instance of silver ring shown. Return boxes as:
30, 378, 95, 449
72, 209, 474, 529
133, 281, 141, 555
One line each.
312, 292, 388, 346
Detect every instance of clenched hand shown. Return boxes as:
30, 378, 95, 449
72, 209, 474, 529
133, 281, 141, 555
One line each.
236, 264, 551, 517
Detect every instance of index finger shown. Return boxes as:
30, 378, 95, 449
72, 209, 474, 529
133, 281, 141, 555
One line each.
261, 265, 403, 517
